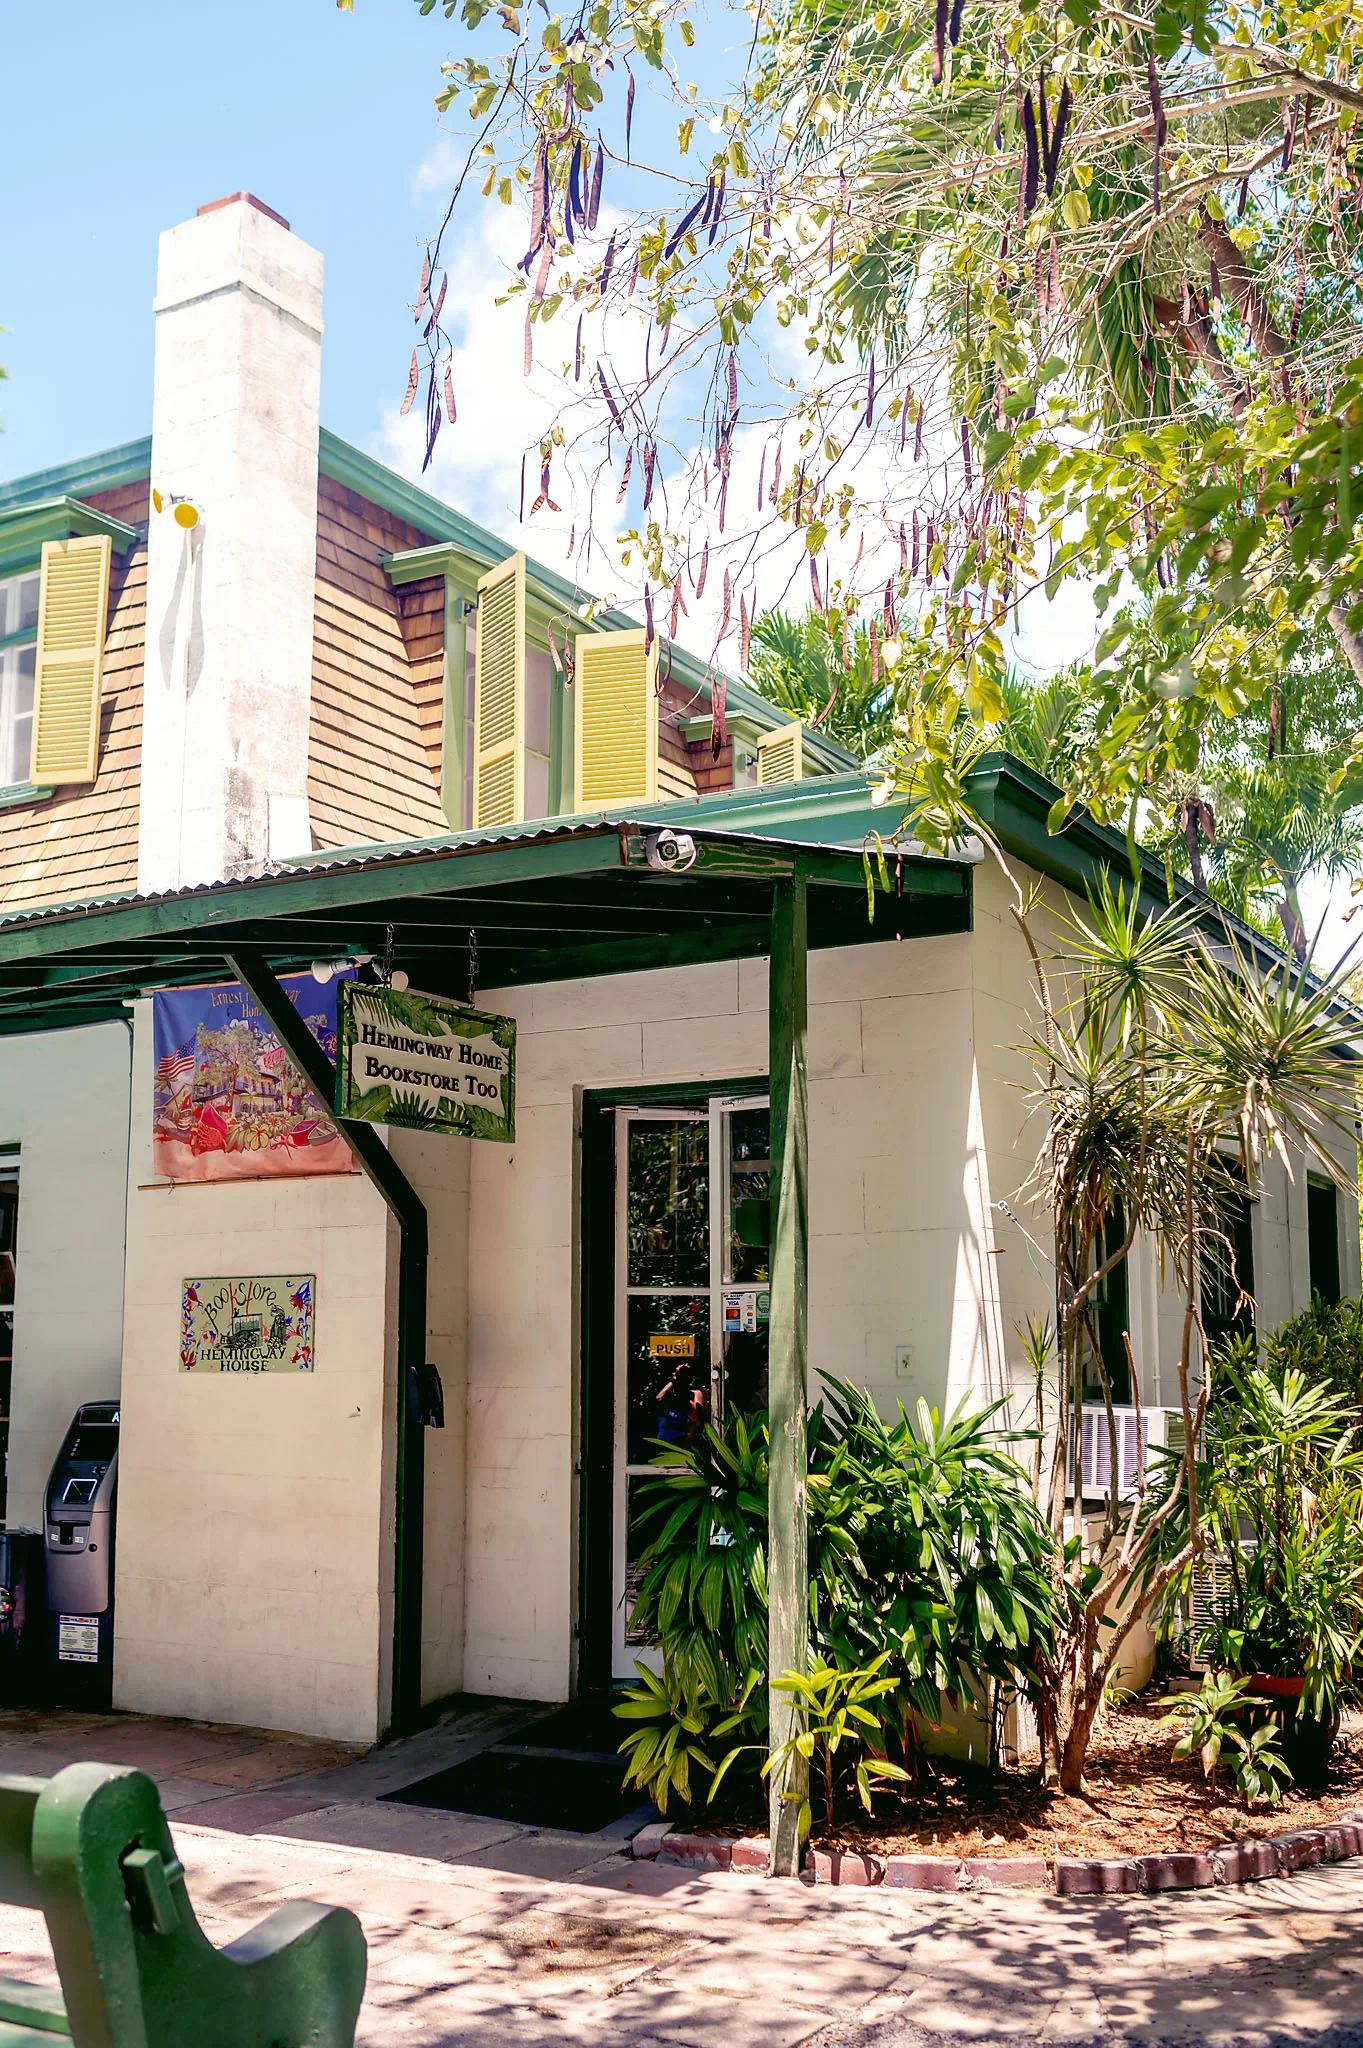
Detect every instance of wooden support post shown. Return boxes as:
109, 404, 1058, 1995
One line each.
766, 874, 809, 1876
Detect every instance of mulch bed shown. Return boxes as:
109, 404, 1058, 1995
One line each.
816, 1697, 1363, 1860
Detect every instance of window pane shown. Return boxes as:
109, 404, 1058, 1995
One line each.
727, 1107, 770, 1285
525, 643, 553, 757
1308, 1179, 1341, 1306
627, 1120, 709, 1285
626, 1294, 710, 1463
0, 646, 36, 787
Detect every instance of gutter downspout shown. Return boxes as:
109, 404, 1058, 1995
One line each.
225, 949, 427, 1736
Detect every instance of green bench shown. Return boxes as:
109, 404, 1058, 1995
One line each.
0, 1761, 366, 2048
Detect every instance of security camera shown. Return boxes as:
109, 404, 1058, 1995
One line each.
644, 828, 698, 873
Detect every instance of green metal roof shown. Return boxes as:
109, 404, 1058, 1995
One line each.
0, 814, 972, 1037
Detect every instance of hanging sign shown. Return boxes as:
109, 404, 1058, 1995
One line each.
180, 1276, 316, 1373
152, 973, 354, 1184
336, 983, 516, 1143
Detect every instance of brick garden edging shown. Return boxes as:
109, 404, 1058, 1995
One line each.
632, 1815, 1363, 1891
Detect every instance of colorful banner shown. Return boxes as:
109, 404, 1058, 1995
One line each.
336, 982, 516, 1142
181, 1275, 315, 1373
152, 974, 354, 1183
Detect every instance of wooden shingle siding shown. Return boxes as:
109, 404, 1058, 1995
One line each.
396, 577, 446, 785
308, 478, 446, 849
0, 481, 147, 913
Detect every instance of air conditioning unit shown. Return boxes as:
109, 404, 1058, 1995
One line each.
1076, 1404, 1193, 1502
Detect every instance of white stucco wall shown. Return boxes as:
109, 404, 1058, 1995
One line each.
0, 1022, 131, 1528
113, 1001, 398, 1743
465, 923, 1009, 1702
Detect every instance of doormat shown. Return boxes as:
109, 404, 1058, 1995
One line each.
381, 1698, 642, 1833
382, 1749, 640, 1832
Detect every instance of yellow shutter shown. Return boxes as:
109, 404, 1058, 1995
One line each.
756, 719, 804, 787
30, 534, 111, 786
574, 629, 658, 808
473, 553, 526, 828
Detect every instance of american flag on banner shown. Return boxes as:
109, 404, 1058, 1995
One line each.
156, 1047, 195, 1091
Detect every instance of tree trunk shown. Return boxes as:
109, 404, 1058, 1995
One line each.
1058, 1688, 1101, 1793
1328, 601, 1363, 689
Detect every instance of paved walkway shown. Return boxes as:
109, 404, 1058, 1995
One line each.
0, 1705, 1359, 2044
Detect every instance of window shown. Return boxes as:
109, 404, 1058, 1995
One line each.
0, 1155, 17, 1520
1307, 1177, 1342, 1306
0, 572, 39, 787
1082, 1208, 1132, 1404
1201, 1179, 1255, 1351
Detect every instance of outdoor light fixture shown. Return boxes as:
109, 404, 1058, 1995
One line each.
309, 956, 359, 984
152, 488, 204, 530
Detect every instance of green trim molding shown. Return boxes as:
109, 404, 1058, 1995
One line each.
0, 439, 151, 515
0, 497, 141, 579
0, 783, 54, 811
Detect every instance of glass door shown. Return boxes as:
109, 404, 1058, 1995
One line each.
612, 1096, 770, 1678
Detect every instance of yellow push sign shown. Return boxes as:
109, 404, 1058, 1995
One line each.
649, 1333, 695, 1360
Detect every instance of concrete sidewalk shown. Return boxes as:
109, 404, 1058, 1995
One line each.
1, 1801, 1361, 2046
1, 1703, 1360, 2043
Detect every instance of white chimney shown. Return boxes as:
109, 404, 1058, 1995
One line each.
138, 194, 322, 895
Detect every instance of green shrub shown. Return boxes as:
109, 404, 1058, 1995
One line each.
615, 1381, 1059, 1818
1158, 1671, 1291, 1806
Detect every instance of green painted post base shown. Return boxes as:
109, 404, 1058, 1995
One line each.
766, 875, 809, 1876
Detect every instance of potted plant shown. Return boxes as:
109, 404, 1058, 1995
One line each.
1180, 1356, 1363, 1785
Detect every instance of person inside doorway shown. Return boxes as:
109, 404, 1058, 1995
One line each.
653, 1360, 709, 1448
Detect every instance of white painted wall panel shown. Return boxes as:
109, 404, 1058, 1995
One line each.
0, 1022, 131, 1527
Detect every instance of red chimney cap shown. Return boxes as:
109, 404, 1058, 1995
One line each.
196, 193, 291, 231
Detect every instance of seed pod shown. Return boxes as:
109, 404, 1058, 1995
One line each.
949, 0, 964, 44
710, 671, 727, 759
1044, 81, 1072, 197
443, 363, 457, 424
932, 0, 948, 83
961, 417, 973, 487
1022, 91, 1039, 214
416, 251, 430, 324
589, 144, 604, 230
400, 349, 419, 417
626, 70, 636, 161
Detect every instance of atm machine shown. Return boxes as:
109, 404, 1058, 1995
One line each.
44, 1402, 118, 1707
